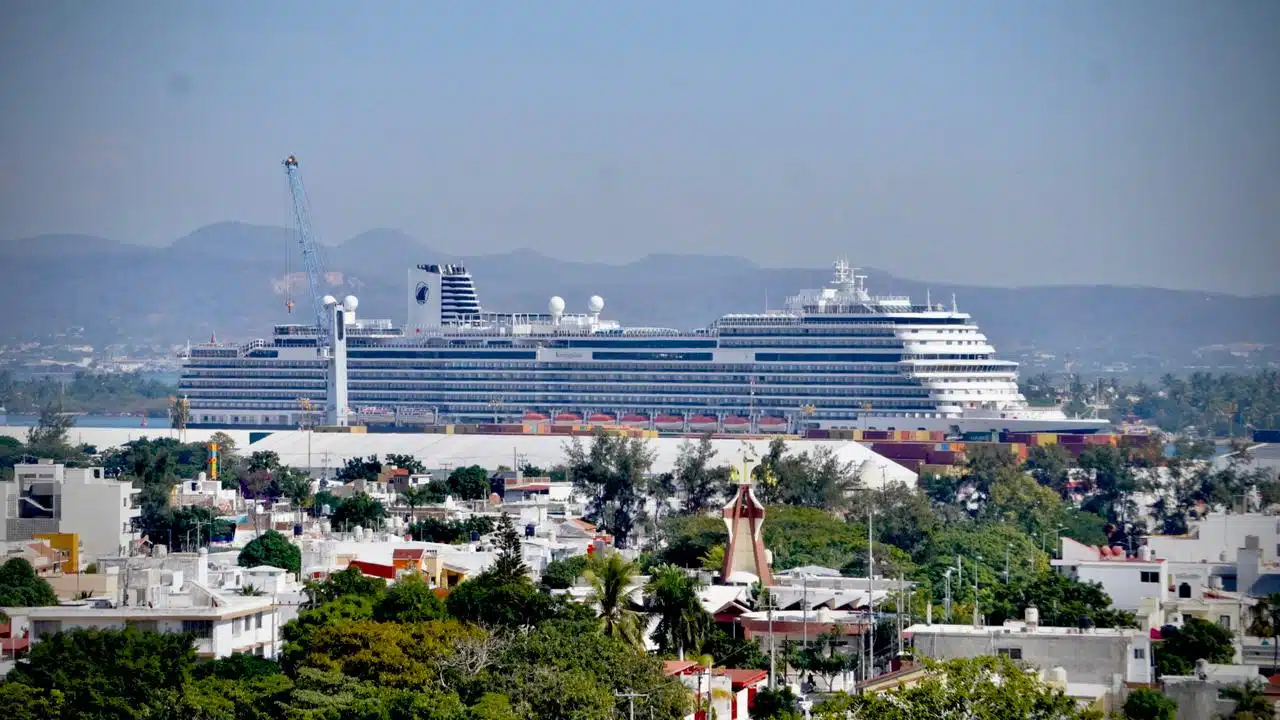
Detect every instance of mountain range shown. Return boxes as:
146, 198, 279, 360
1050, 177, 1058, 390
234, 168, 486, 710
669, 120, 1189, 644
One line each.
3, 222, 1277, 370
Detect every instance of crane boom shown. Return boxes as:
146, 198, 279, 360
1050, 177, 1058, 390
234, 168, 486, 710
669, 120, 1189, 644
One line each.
282, 155, 330, 336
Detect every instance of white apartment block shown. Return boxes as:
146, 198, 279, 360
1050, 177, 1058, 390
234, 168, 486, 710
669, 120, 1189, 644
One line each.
1053, 539, 1169, 619
906, 614, 1154, 686
1147, 513, 1280, 564
3, 585, 281, 659
1, 460, 140, 567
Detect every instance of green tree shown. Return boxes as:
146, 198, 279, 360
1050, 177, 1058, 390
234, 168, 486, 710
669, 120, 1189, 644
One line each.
1026, 444, 1073, 498
385, 453, 426, 475
1122, 687, 1178, 720
192, 652, 282, 681
330, 491, 387, 530
398, 484, 437, 515
812, 656, 1097, 720
0, 683, 65, 720
276, 468, 313, 511
302, 566, 386, 606
674, 437, 731, 513
488, 512, 528, 583
847, 482, 939, 555
987, 569, 1137, 628
335, 454, 382, 482
1221, 680, 1269, 720
373, 573, 447, 623
564, 432, 655, 547
1155, 617, 1234, 676
0, 557, 58, 606
585, 554, 644, 647
5, 626, 197, 720
238, 529, 302, 576
540, 555, 589, 590
646, 563, 712, 655
448, 464, 491, 500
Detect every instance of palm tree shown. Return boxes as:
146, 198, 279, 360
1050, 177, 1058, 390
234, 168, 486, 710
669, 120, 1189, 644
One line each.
645, 563, 711, 656
1249, 592, 1280, 674
240, 584, 266, 596
584, 554, 643, 647
398, 485, 433, 520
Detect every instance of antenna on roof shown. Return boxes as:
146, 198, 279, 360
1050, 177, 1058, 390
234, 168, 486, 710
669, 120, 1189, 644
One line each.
926, 289, 931, 308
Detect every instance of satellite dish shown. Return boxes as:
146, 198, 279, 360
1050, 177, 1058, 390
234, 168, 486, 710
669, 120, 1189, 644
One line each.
588, 295, 604, 313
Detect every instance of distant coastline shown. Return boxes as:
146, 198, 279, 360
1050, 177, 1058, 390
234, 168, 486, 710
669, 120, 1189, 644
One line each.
1, 413, 163, 429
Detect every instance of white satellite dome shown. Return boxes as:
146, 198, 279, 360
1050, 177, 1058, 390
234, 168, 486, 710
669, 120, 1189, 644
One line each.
548, 296, 566, 314
321, 295, 338, 307
342, 295, 359, 312
588, 295, 605, 313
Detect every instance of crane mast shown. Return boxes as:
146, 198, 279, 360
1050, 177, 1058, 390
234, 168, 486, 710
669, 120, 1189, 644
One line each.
282, 155, 330, 338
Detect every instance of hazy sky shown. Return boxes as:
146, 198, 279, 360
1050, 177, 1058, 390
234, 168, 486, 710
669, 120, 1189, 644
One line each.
2, 1, 1278, 294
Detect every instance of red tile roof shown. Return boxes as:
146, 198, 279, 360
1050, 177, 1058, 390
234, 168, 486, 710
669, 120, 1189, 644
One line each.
663, 660, 699, 677
347, 560, 397, 580
715, 668, 768, 689
392, 548, 426, 560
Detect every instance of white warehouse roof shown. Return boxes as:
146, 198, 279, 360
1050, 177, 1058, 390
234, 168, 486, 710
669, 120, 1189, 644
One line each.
246, 431, 917, 488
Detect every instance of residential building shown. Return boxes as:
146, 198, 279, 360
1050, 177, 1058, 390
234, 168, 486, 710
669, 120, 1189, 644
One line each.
1052, 539, 1168, 624
905, 613, 1154, 686
1160, 661, 1265, 720
1, 460, 140, 567
1147, 513, 1280, 564
3, 589, 281, 659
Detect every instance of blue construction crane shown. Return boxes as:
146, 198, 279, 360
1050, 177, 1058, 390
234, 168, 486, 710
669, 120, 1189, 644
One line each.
282, 155, 330, 338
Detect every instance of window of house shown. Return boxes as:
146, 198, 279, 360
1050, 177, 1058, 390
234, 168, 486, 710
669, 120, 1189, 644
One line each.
1219, 615, 1231, 630
256, 613, 264, 630
996, 648, 1023, 660
1133, 648, 1146, 660
1140, 571, 1160, 583
232, 618, 242, 635
182, 620, 213, 638
32, 620, 61, 639
1179, 583, 1192, 599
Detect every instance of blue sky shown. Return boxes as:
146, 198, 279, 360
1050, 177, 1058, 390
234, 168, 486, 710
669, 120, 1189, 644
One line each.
2, 1, 1278, 293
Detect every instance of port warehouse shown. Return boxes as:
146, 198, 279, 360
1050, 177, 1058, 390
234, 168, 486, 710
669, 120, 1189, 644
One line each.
0, 421, 1163, 486
0, 425, 923, 487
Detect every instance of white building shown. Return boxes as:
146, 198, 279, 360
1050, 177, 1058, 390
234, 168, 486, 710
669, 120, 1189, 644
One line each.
3, 589, 281, 659
1053, 539, 1168, 623
173, 473, 241, 512
1, 460, 140, 567
1147, 513, 1280, 564
906, 613, 1154, 686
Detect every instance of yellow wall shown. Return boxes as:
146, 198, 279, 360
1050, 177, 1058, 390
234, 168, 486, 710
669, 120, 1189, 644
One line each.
34, 532, 79, 571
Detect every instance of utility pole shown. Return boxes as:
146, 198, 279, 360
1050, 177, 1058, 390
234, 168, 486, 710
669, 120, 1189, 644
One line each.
1004, 543, 1011, 584
867, 509, 875, 682
802, 574, 809, 648
767, 588, 777, 689
972, 553, 982, 626
615, 691, 648, 720
944, 568, 953, 623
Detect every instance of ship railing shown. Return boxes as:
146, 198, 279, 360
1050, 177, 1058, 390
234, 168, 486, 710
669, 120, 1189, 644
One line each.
237, 339, 267, 357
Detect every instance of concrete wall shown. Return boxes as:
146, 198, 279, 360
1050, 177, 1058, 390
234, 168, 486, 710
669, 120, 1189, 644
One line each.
1068, 561, 1168, 611
1148, 514, 1280, 564
46, 573, 118, 600
59, 474, 138, 565
912, 631, 1151, 685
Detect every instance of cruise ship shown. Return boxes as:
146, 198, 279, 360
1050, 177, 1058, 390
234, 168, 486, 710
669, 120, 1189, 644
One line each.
179, 260, 1107, 434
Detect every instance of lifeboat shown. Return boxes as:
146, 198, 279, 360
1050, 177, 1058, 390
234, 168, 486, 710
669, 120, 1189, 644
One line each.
621, 413, 649, 427
722, 415, 751, 432
553, 412, 582, 425
758, 416, 789, 433
688, 415, 718, 432
523, 411, 549, 422
588, 412, 616, 424
654, 414, 684, 431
